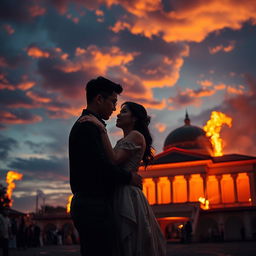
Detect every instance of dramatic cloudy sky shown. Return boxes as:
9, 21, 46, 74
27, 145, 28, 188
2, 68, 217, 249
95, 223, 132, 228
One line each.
0, 0, 256, 213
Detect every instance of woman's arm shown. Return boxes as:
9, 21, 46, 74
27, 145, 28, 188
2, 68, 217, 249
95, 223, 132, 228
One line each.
79, 115, 144, 165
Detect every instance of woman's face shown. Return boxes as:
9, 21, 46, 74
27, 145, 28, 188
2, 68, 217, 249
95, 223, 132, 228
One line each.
116, 104, 135, 129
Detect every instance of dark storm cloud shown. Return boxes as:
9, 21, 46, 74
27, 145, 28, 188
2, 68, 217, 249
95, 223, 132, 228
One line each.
8, 156, 69, 179
0, 135, 18, 160
42, 6, 119, 52
183, 22, 256, 80
0, 0, 38, 22
168, 87, 216, 109
25, 119, 71, 156
37, 57, 89, 98
0, 89, 34, 108
110, 30, 190, 84
25, 141, 45, 154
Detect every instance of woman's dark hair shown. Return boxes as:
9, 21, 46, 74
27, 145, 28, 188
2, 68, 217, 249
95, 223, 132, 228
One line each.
86, 76, 123, 103
122, 101, 154, 167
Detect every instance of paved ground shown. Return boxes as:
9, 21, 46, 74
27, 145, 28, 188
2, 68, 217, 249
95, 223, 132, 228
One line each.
4, 241, 256, 256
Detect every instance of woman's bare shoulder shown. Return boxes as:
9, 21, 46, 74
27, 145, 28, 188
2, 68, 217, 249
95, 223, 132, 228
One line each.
126, 130, 145, 146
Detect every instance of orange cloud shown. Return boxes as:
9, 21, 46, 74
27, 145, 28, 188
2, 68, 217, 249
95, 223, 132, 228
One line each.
214, 83, 226, 90
168, 86, 218, 109
66, 14, 80, 24
0, 73, 36, 91
209, 41, 236, 54
109, 0, 256, 43
198, 80, 213, 87
185, 88, 216, 98
58, 45, 138, 74
155, 122, 167, 133
17, 81, 36, 90
26, 91, 52, 103
0, 110, 42, 125
227, 86, 246, 95
2, 24, 15, 35
142, 47, 189, 88
28, 5, 46, 17
27, 46, 50, 58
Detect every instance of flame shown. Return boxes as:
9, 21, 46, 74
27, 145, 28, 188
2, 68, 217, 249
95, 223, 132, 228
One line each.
66, 195, 73, 213
198, 197, 209, 210
178, 224, 184, 229
6, 171, 23, 206
203, 111, 232, 156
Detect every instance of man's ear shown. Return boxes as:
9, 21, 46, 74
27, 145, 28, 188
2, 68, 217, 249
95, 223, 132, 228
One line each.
95, 94, 104, 105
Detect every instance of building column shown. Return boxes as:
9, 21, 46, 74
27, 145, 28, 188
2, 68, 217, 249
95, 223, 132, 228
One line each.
153, 177, 159, 204
247, 172, 256, 205
200, 174, 207, 199
184, 175, 191, 202
168, 176, 174, 203
231, 173, 238, 203
216, 175, 223, 204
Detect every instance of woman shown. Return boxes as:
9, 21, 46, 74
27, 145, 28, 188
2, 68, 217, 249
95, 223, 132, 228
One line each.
80, 101, 166, 256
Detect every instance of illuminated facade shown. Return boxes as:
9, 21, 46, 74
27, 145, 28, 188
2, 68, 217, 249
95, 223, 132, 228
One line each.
139, 114, 256, 241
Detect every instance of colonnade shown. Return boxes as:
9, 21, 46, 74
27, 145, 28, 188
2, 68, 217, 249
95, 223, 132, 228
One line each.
142, 172, 253, 206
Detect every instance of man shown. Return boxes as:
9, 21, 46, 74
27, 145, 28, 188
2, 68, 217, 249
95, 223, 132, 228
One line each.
69, 76, 142, 256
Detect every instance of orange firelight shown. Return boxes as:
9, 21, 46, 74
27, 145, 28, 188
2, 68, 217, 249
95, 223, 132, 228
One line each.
198, 197, 209, 210
66, 195, 73, 213
203, 111, 232, 156
6, 171, 23, 206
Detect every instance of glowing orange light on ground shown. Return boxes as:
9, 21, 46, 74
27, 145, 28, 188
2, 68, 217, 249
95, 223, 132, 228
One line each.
6, 171, 23, 206
66, 195, 73, 213
203, 111, 232, 156
198, 197, 209, 210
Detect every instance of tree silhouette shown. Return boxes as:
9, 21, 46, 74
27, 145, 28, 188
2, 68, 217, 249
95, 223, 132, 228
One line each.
0, 184, 11, 209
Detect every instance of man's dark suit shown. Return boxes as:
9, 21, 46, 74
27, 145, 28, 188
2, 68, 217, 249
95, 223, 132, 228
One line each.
69, 109, 131, 256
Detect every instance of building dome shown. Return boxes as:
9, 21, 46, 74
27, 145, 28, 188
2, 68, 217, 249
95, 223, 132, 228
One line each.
163, 112, 213, 155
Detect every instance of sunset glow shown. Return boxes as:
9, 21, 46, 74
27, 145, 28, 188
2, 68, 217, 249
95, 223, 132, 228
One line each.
0, 0, 255, 212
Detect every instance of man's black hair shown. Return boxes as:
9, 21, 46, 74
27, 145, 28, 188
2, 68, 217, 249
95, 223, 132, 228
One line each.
86, 76, 123, 103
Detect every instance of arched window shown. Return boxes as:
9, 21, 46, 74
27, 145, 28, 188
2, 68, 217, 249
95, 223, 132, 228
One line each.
189, 174, 204, 202
143, 178, 156, 204
221, 174, 235, 203
157, 177, 171, 204
207, 175, 219, 204
173, 175, 187, 203
237, 173, 251, 202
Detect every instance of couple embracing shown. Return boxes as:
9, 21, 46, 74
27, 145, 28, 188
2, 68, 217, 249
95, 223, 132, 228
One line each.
69, 76, 166, 256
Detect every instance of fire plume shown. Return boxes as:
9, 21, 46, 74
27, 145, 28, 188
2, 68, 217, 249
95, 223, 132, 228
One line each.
6, 171, 23, 206
198, 197, 209, 210
203, 111, 232, 156
66, 195, 73, 213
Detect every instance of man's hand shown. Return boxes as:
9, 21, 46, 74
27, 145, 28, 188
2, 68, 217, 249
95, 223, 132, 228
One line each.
130, 172, 143, 190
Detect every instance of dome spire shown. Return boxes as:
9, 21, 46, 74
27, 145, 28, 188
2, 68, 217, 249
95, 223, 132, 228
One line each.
184, 110, 190, 126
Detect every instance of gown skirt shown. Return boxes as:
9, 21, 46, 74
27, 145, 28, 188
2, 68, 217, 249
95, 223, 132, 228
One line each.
114, 185, 166, 256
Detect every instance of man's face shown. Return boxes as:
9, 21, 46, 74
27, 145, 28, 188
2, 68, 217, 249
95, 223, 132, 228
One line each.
99, 92, 118, 120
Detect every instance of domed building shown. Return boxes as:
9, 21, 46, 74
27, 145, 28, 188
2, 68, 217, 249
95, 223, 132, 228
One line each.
139, 113, 256, 242
163, 112, 213, 155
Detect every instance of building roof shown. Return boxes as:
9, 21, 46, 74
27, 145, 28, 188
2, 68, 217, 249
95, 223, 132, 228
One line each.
150, 147, 256, 165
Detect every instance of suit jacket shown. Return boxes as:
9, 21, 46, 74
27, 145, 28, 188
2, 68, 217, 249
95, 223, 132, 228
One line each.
69, 109, 131, 199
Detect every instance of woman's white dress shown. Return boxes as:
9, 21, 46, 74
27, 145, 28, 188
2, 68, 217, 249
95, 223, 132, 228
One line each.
114, 138, 166, 256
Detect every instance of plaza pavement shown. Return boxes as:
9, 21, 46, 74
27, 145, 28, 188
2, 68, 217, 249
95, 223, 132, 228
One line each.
4, 241, 256, 256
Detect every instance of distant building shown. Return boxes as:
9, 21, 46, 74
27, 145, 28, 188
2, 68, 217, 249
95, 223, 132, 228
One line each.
139, 113, 256, 241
